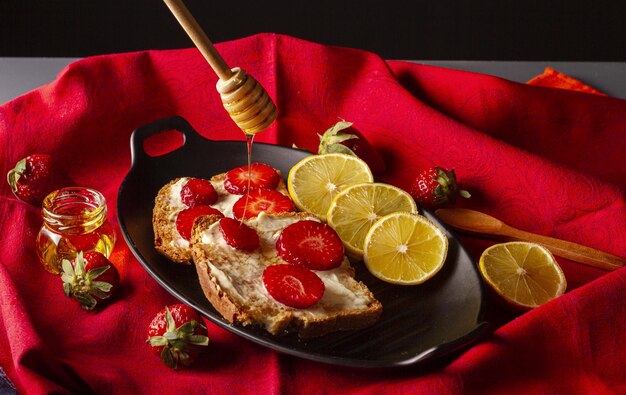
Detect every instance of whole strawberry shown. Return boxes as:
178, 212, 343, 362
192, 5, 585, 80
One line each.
6, 154, 72, 205
318, 121, 386, 175
410, 166, 470, 207
61, 251, 120, 310
147, 304, 209, 369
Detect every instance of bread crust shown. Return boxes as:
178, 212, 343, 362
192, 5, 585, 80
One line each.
191, 213, 383, 338
153, 177, 192, 263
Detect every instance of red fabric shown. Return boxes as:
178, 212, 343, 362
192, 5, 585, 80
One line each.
1, 33, 625, 394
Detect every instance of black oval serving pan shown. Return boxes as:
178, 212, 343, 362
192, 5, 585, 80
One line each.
117, 116, 487, 369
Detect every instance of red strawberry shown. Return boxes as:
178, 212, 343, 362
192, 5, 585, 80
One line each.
232, 189, 294, 220
276, 220, 344, 270
219, 218, 260, 251
410, 166, 471, 207
262, 264, 325, 309
176, 206, 224, 240
223, 163, 280, 195
318, 121, 386, 175
146, 304, 209, 369
61, 251, 120, 310
180, 178, 217, 207
6, 154, 73, 205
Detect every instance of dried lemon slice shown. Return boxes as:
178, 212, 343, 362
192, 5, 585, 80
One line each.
287, 153, 373, 221
327, 182, 417, 258
363, 212, 448, 285
479, 242, 566, 309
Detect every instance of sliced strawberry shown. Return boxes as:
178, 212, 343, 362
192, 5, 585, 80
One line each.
232, 189, 294, 220
262, 264, 325, 309
175, 206, 224, 240
276, 220, 344, 270
180, 178, 217, 207
223, 163, 280, 195
219, 218, 260, 251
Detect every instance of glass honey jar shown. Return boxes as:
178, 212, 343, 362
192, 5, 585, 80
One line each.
36, 187, 116, 274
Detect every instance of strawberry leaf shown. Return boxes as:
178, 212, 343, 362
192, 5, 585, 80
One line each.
164, 332, 179, 341
178, 351, 192, 366
76, 294, 97, 310
61, 259, 75, 278
89, 287, 110, 300
318, 120, 360, 155
92, 281, 113, 293
325, 120, 353, 135
165, 307, 176, 332
147, 336, 168, 347
74, 252, 85, 276
324, 143, 355, 155
177, 321, 196, 335
87, 265, 110, 280
6, 159, 26, 192
161, 348, 177, 369
188, 335, 210, 346
325, 133, 359, 145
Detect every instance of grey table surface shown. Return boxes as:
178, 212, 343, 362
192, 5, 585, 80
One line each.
1, 57, 625, 105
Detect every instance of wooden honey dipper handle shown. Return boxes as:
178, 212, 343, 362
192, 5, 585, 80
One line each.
163, 0, 277, 134
163, 0, 232, 80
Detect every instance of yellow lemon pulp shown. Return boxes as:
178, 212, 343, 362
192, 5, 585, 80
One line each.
363, 212, 448, 285
479, 242, 567, 309
287, 153, 373, 222
327, 182, 417, 258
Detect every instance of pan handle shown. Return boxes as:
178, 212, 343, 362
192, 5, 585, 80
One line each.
129, 116, 205, 164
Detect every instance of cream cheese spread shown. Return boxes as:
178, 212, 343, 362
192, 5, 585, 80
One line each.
166, 176, 291, 250
198, 212, 372, 330
166, 177, 246, 249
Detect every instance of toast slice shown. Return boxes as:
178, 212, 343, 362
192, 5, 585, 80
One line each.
152, 172, 288, 263
191, 212, 383, 338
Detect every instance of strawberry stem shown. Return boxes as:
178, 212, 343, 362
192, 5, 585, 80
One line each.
61, 252, 114, 310
6, 158, 26, 193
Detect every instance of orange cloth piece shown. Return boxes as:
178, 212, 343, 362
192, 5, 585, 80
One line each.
527, 67, 606, 95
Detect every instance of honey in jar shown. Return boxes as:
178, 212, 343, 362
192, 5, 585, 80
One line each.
36, 187, 116, 274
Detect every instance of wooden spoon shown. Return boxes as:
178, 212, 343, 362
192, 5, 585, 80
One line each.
163, 0, 277, 135
435, 208, 625, 271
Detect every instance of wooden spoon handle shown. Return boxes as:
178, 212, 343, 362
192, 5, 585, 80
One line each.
501, 226, 625, 271
435, 208, 625, 271
163, 0, 233, 80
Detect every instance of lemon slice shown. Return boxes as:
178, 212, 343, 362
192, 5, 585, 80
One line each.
287, 153, 373, 221
327, 182, 418, 257
363, 212, 448, 285
479, 242, 567, 310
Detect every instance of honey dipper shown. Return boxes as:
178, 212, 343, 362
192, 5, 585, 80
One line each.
163, 0, 277, 135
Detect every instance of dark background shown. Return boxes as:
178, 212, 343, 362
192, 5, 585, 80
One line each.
1, 0, 624, 60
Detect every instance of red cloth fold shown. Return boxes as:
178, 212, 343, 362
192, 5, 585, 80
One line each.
1, 33, 625, 394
